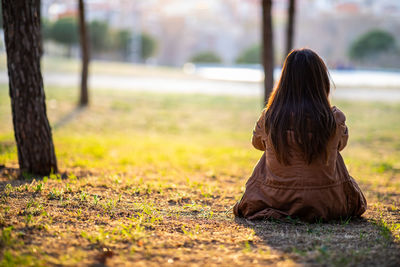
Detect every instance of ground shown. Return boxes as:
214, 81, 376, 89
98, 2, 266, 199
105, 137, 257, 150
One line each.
0, 82, 399, 266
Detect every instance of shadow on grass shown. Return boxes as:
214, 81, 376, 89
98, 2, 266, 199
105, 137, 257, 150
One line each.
235, 215, 400, 266
0, 166, 47, 192
53, 106, 86, 130
0, 165, 20, 179
0, 105, 87, 185
0, 141, 15, 155
0, 166, 94, 191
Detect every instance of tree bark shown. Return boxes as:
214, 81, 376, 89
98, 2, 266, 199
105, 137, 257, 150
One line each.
2, 0, 58, 175
262, 0, 274, 105
36, 0, 44, 57
78, 0, 89, 106
285, 0, 296, 57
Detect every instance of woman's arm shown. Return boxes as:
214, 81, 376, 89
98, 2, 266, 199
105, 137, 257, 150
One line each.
252, 109, 267, 151
332, 106, 349, 151
338, 124, 349, 151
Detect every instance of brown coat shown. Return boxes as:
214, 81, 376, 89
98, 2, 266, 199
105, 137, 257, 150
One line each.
233, 107, 367, 222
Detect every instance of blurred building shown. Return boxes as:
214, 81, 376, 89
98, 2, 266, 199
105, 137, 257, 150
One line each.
42, 0, 263, 65
41, 0, 400, 67
136, 0, 261, 65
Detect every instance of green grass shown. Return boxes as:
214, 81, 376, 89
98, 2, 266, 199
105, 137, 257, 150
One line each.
0, 54, 191, 78
0, 83, 399, 266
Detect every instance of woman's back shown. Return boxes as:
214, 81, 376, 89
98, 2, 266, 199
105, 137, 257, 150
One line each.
264, 107, 346, 184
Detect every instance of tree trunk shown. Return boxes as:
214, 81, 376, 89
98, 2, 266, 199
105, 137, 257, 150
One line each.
285, 0, 296, 57
2, 0, 58, 175
262, 0, 274, 105
78, 0, 89, 106
36, 0, 44, 57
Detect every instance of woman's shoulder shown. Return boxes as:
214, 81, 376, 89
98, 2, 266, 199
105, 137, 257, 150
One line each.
331, 106, 346, 125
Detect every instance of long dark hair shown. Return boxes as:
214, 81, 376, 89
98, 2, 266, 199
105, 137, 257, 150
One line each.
265, 48, 336, 165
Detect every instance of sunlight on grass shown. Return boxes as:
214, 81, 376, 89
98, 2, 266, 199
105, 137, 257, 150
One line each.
0, 54, 189, 78
0, 84, 399, 265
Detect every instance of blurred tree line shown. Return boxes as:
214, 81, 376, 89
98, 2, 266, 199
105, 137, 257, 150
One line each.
193, 28, 399, 69
349, 29, 399, 68
190, 51, 222, 64
236, 45, 261, 65
41, 17, 157, 61
189, 46, 261, 65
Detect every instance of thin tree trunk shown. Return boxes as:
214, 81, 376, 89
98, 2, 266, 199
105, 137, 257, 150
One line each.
78, 0, 89, 106
262, 0, 274, 105
2, 0, 58, 175
286, 0, 296, 57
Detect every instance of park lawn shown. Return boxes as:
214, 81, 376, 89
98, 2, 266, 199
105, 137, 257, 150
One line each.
0, 54, 193, 79
0, 84, 399, 266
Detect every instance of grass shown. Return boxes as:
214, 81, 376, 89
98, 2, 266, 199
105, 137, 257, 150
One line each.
0, 83, 399, 266
0, 53, 192, 79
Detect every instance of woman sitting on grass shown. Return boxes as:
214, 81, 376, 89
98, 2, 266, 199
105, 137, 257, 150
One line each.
234, 48, 367, 222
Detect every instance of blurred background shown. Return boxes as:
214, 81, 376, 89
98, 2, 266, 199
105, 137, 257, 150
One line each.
33, 0, 400, 67
1, 0, 400, 98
